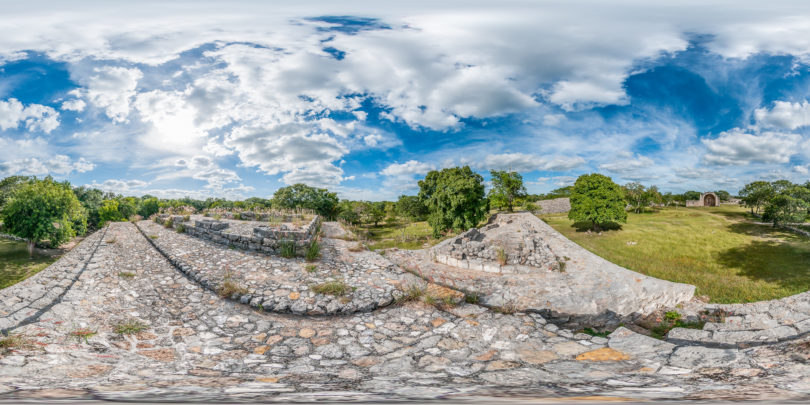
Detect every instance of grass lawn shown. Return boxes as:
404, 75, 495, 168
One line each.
350, 221, 440, 251
541, 206, 810, 303
0, 239, 58, 289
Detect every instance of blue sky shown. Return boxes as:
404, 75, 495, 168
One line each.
2, 1, 810, 200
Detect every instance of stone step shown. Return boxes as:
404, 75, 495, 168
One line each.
668, 322, 808, 347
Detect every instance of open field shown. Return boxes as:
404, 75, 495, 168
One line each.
541, 205, 810, 303
350, 221, 438, 251
0, 239, 58, 289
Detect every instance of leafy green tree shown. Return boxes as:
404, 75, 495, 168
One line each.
546, 186, 574, 198
73, 186, 114, 229
739, 181, 774, 215
396, 195, 428, 221
488, 170, 527, 212
367, 202, 386, 226
272, 183, 339, 218
682, 190, 701, 201
762, 185, 810, 225
0, 176, 34, 208
623, 182, 647, 213
1, 179, 87, 258
118, 197, 138, 220
714, 190, 731, 201
138, 197, 161, 218
568, 174, 627, 231
98, 200, 124, 223
418, 166, 488, 237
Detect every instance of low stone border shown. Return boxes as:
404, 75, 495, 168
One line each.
135, 220, 414, 316
0, 232, 26, 242
0, 226, 108, 333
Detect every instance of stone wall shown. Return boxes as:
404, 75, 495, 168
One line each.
155, 214, 321, 256
535, 197, 570, 214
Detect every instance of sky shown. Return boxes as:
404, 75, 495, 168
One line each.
2, 0, 810, 200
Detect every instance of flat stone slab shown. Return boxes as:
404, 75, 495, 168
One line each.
387, 212, 695, 320
137, 220, 419, 315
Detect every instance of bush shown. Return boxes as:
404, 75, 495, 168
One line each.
279, 239, 296, 258
568, 173, 627, 231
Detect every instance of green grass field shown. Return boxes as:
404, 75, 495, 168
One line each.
541, 206, 810, 303
351, 221, 438, 251
0, 239, 58, 289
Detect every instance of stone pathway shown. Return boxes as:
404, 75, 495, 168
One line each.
136, 220, 417, 315
0, 222, 809, 401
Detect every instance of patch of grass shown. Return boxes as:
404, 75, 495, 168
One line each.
149, 234, 159, 239
0, 333, 29, 353
581, 327, 611, 338
305, 264, 317, 273
492, 301, 518, 314
279, 239, 297, 258
347, 244, 365, 252
305, 239, 320, 262
114, 319, 148, 335
182, 215, 190, 222
0, 239, 59, 289
163, 219, 174, 229
541, 206, 810, 303
312, 281, 351, 296
496, 247, 508, 266
176, 224, 186, 233
395, 285, 425, 304
118, 271, 136, 279
464, 292, 480, 304
354, 221, 438, 251
70, 328, 97, 344
217, 279, 248, 298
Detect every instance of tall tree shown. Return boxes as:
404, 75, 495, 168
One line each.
272, 183, 339, 218
488, 170, 527, 212
762, 185, 810, 225
1, 179, 87, 258
396, 195, 428, 221
418, 166, 488, 237
739, 181, 774, 215
568, 174, 627, 231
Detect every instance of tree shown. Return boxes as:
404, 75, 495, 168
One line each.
272, 183, 339, 218
488, 170, 527, 212
418, 166, 488, 237
118, 197, 138, 219
73, 186, 114, 229
1, 179, 87, 258
138, 197, 161, 218
0, 176, 33, 208
739, 181, 774, 215
568, 174, 627, 231
762, 185, 810, 225
714, 190, 731, 201
623, 182, 647, 213
683, 190, 701, 201
396, 195, 428, 221
98, 200, 125, 223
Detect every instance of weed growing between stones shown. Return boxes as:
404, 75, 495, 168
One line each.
164, 219, 174, 229
0, 333, 30, 354
648, 311, 704, 340
305, 264, 317, 273
218, 279, 248, 298
149, 234, 158, 239
279, 239, 296, 258
118, 272, 136, 278
70, 328, 97, 344
114, 319, 148, 335
581, 327, 611, 338
311, 281, 352, 296
176, 224, 186, 233
182, 215, 190, 222
305, 239, 320, 262
464, 292, 480, 304
496, 247, 508, 266
395, 285, 425, 304
493, 301, 518, 314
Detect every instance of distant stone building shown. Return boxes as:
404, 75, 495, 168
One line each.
686, 192, 719, 207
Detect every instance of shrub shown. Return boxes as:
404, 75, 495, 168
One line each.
305, 239, 320, 262
279, 239, 296, 258
176, 224, 186, 233
164, 219, 174, 229
217, 280, 248, 298
568, 173, 627, 232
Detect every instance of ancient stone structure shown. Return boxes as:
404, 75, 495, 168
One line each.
686, 192, 719, 207
155, 213, 320, 256
534, 197, 570, 214
432, 217, 562, 273
2, 222, 810, 401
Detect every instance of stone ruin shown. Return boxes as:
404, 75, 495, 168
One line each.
432, 215, 562, 273
155, 213, 321, 256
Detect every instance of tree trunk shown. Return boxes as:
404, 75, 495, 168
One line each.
27, 241, 35, 259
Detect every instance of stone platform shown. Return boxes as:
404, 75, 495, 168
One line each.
1, 222, 809, 402
388, 212, 695, 324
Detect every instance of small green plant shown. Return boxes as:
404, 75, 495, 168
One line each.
464, 292, 480, 304
649, 311, 704, 340
305, 239, 320, 262
395, 285, 425, 304
0, 333, 27, 352
493, 301, 517, 314
423, 294, 437, 306
581, 327, 611, 338
438, 295, 458, 309
149, 234, 159, 239
213, 214, 222, 220
118, 272, 136, 278
176, 224, 186, 233
557, 260, 567, 272
305, 264, 317, 273
70, 328, 98, 344
279, 239, 296, 258
183, 215, 190, 222
217, 279, 248, 298
114, 319, 147, 335
664, 311, 681, 321
311, 281, 351, 296
496, 247, 508, 266
164, 219, 174, 229
234, 213, 243, 220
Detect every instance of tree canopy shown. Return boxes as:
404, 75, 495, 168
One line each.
272, 183, 339, 218
1, 178, 87, 257
739, 181, 774, 215
568, 173, 627, 231
488, 170, 527, 212
418, 166, 488, 237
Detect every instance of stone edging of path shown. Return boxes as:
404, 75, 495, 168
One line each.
0, 226, 108, 334
133, 220, 410, 316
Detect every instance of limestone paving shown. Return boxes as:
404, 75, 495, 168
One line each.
136, 220, 417, 315
1, 223, 810, 402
